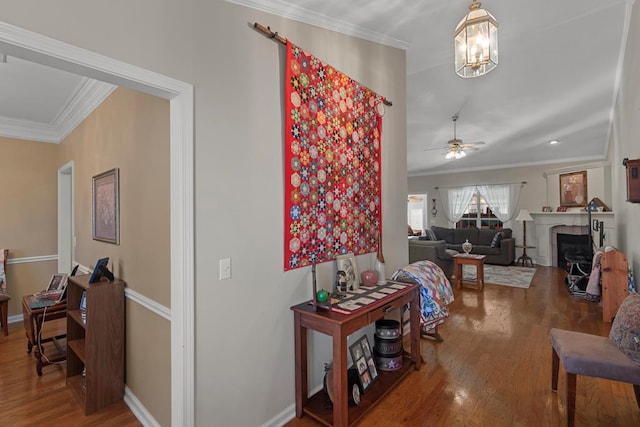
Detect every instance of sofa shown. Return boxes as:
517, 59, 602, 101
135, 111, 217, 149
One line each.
409, 226, 516, 275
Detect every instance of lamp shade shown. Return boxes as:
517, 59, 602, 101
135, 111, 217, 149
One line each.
515, 209, 534, 222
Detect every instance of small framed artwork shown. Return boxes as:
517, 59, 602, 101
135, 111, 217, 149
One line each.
336, 253, 359, 291
556, 206, 567, 212
559, 170, 588, 207
542, 206, 552, 212
92, 168, 120, 244
47, 273, 68, 291
349, 335, 377, 393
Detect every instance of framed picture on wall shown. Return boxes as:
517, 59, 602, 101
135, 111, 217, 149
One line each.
559, 171, 588, 207
92, 168, 120, 244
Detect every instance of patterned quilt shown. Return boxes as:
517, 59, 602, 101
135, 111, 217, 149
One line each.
391, 261, 455, 332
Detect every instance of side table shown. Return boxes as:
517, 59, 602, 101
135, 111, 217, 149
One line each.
21, 296, 67, 375
453, 254, 487, 290
516, 245, 536, 267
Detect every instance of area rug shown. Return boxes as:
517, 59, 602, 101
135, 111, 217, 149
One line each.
462, 264, 537, 289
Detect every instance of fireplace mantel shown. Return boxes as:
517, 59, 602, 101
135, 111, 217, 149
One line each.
530, 212, 616, 266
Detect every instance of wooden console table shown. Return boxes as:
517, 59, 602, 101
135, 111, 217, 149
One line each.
21, 296, 66, 376
291, 283, 421, 427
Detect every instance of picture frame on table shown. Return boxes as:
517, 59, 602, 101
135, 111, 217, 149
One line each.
336, 253, 359, 291
349, 335, 377, 393
542, 206, 552, 212
92, 168, 120, 244
556, 206, 568, 212
559, 170, 588, 207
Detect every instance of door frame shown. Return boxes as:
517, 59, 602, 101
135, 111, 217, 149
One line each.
0, 22, 195, 426
57, 161, 74, 273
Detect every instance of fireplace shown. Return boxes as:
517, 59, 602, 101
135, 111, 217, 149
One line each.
551, 225, 589, 267
556, 232, 591, 269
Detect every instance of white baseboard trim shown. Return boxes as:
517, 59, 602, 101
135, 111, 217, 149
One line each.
7, 254, 57, 264
124, 385, 161, 427
259, 384, 323, 427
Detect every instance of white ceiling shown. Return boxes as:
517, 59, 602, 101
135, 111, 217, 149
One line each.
0, 55, 114, 143
232, 0, 632, 175
2, 0, 631, 177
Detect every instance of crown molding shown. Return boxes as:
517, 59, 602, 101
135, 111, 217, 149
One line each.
226, 0, 411, 50
0, 78, 115, 143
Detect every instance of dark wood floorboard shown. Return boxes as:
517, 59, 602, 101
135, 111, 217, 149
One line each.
0, 318, 141, 427
285, 265, 640, 427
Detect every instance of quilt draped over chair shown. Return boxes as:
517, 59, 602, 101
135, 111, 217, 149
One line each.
392, 260, 454, 338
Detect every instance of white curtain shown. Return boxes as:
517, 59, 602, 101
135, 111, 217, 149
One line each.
476, 183, 522, 222
438, 186, 475, 224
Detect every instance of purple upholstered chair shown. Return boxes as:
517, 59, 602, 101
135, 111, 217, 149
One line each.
549, 292, 640, 426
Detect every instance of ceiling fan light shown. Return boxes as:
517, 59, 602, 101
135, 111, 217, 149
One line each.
454, 0, 498, 78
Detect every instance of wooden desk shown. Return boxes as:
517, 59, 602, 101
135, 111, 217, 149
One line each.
291, 283, 421, 427
454, 254, 486, 290
21, 296, 66, 376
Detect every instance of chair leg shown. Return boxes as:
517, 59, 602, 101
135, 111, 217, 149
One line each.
566, 372, 577, 427
633, 384, 640, 410
0, 300, 8, 336
552, 347, 559, 392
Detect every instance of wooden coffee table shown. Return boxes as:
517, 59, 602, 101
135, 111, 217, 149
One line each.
453, 253, 487, 290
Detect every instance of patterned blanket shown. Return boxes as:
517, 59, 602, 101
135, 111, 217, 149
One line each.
391, 261, 454, 333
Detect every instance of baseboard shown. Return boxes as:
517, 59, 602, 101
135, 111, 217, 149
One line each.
124, 385, 161, 427
258, 384, 323, 427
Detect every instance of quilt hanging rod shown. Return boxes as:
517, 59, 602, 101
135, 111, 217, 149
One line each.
435, 181, 527, 190
252, 22, 393, 107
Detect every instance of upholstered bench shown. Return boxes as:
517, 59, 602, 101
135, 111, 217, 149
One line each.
549, 292, 640, 426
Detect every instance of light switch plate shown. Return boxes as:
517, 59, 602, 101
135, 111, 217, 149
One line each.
219, 258, 231, 280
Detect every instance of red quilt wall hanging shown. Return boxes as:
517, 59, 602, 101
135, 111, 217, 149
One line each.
284, 41, 384, 271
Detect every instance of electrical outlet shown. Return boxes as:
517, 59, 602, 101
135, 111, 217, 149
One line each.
219, 258, 231, 280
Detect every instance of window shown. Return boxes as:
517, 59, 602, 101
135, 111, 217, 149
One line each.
407, 194, 428, 235
456, 192, 503, 229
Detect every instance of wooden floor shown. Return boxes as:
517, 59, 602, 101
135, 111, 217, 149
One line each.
0, 317, 141, 427
285, 265, 640, 427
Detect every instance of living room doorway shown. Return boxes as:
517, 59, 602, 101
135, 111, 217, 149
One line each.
408, 193, 429, 235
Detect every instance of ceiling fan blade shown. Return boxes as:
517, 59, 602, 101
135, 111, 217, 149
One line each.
462, 141, 486, 146
423, 146, 446, 152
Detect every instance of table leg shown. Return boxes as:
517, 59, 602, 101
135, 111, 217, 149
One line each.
294, 312, 307, 418
478, 261, 485, 290
454, 261, 462, 289
410, 288, 421, 370
332, 330, 348, 427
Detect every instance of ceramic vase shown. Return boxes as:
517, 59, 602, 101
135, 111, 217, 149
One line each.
375, 232, 386, 284
462, 239, 473, 254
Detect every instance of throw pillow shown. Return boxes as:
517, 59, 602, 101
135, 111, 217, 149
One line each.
490, 232, 502, 248
425, 229, 438, 241
609, 292, 640, 366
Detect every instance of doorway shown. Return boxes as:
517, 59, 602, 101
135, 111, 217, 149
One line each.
57, 161, 73, 273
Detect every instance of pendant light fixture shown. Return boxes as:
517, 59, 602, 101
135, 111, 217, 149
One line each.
454, 0, 498, 78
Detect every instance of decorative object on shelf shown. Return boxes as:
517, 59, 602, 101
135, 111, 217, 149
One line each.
283, 40, 384, 270
360, 270, 378, 286
431, 198, 438, 217
375, 232, 386, 284
542, 206, 552, 212
454, 0, 499, 78
322, 362, 362, 406
556, 206, 567, 212
349, 335, 378, 393
623, 158, 640, 203
462, 239, 473, 254
336, 253, 359, 291
92, 168, 120, 244
335, 270, 348, 297
559, 170, 588, 207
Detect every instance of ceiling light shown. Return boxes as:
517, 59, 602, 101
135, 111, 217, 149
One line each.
445, 145, 467, 160
549, 140, 559, 145
454, 1, 498, 78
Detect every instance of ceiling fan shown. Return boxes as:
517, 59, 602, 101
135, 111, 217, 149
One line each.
425, 114, 485, 159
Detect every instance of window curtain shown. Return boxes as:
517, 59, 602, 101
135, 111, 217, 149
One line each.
476, 183, 522, 223
438, 186, 475, 224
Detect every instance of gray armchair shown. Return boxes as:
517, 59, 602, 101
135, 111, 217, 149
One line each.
408, 238, 454, 278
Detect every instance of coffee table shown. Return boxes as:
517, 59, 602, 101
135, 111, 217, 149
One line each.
453, 253, 487, 290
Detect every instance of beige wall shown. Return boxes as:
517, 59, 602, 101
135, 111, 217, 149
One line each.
0, 137, 59, 315
611, 2, 640, 277
57, 86, 171, 425
1, 1, 407, 426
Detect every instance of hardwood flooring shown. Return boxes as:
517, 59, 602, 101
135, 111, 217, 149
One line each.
285, 266, 640, 427
0, 317, 140, 427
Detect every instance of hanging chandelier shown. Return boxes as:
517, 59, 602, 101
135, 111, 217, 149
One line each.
454, 0, 498, 78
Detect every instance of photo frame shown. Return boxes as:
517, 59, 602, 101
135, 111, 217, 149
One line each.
349, 335, 377, 393
542, 206, 552, 212
47, 273, 68, 291
559, 171, 588, 207
92, 168, 120, 244
336, 253, 359, 291
556, 206, 568, 212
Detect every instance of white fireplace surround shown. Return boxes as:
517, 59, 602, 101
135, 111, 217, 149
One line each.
529, 212, 615, 267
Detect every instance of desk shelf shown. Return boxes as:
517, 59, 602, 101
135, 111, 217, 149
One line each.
66, 274, 125, 415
